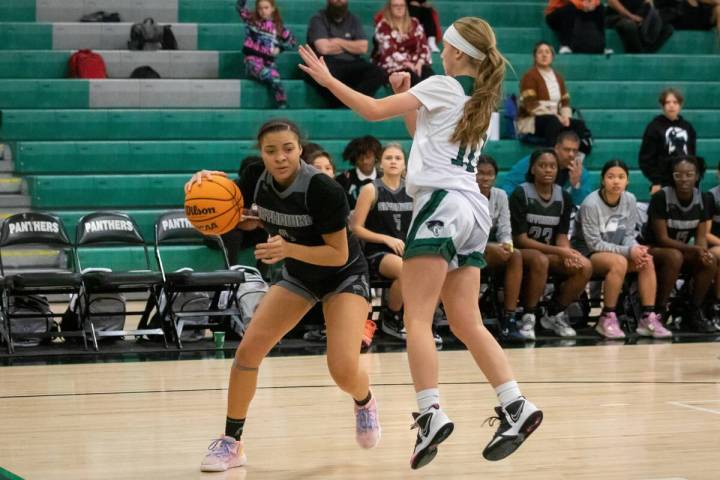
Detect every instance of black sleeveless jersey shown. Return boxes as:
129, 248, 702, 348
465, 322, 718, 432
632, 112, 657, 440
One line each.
254, 162, 366, 282
509, 183, 572, 245
643, 186, 708, 244
709, 186, 720, 237
363, 178, 414, 256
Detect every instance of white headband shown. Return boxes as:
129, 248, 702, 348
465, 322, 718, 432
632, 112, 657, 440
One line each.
444, 25, 486, 61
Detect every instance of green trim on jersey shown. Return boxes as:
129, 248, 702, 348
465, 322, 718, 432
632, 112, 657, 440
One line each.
458, 251, 487, 269
455, 76, 475, 96
406, 189, 448, 243
405, 238, 457, 263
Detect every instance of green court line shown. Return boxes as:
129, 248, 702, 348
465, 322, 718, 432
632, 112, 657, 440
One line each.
0, 467, 24, 480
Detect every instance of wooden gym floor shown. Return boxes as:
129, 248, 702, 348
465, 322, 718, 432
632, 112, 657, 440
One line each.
1, 342, 719, 479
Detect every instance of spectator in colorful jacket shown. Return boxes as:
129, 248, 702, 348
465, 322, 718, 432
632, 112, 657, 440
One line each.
236, 0, 297, 108
372, 0, 434, 85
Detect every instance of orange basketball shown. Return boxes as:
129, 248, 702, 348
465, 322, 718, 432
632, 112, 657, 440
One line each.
184, 174, 244, 235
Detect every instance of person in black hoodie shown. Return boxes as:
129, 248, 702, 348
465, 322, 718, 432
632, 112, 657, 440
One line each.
639, 87, 697, 193
335, 135, 383, 209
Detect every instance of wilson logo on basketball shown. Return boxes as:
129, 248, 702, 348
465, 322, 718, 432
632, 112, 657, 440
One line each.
185, 205, 217, 216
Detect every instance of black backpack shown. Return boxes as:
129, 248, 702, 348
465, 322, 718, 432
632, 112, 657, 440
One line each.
162, 25, 178, 50
144, 290, 212, 342
80, 11, 121, 22
128, 18, 163, 51
62, 293, 126, 338
130, 65, 161, 79
8, 295, 54, 347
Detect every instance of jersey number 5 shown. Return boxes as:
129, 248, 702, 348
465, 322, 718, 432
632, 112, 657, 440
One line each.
451, 145, 478, 173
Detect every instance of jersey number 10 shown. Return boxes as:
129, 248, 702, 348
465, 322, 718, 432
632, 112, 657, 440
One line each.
451, 145, 479, 173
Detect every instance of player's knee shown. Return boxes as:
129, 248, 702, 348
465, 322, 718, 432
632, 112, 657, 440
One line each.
327, 357, 358, 389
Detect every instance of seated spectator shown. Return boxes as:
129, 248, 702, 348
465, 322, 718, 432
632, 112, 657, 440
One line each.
407, 0, 442, 52
640, 155, 717, 332
501, 130, 590, 206
306, 0, 386, 108
476, 155, 545, 342
572, 160, 671, 339
335, 135, 383, 209
607, 0, 674, 53
639, 88, 697, 194
658, 0, 720, 33
545, 0, 607, 54
509, 149, 592, 338
705, 161, 720, 328
351, 144, 414, 341
300, 141, 324, 161
373, 0, 434, 86
236, 0, 297, 108
307, 150, 337, 178
516, 42, 592, 155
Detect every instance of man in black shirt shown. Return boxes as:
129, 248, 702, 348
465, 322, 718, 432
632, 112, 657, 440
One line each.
306, 0, 386, 108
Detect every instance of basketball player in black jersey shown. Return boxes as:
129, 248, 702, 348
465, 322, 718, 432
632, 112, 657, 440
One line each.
351, 144, 413, 340
509, 149, 592, 338
188, 119, 381, 472
643, 155, 718, 332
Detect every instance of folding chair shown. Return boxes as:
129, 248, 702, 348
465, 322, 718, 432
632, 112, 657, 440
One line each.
75, 212, 166, 351
154, 210, 247, 349
0, 212, 84, 353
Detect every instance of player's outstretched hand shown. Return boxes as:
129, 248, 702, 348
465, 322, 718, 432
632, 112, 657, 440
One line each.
298, 45, 333, 87
184, 170, 227, 193
389, 71, 411, 94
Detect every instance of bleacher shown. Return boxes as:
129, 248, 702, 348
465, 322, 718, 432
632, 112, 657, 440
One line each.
1, 0, 719, 273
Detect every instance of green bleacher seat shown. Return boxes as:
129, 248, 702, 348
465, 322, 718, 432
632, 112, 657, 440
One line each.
11, 139, 720, 175
2, 79, 718, 110
3, 109, 719, 141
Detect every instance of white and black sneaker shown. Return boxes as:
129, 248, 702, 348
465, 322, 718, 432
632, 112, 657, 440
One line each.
482, 397, 543, 461
409, 406, 454, 469
381, 309, 407, 340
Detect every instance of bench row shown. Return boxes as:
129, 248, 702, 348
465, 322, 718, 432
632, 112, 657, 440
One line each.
25, 171, 719, 210
10, 139, 720, 175
1, 79, 718, 110
1, 0, 544, 27
2, 109, 719, 141
1, 22, 717, 54
3, 51, 718, 82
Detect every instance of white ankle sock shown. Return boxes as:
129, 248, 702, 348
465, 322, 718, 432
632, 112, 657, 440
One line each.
416, 388, 440, 412
495, 380, 522, 408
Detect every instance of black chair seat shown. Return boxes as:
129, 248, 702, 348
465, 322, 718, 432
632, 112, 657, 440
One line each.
6, 272, 82, 289
165, 270, 246, 287
82, 270, 163, 288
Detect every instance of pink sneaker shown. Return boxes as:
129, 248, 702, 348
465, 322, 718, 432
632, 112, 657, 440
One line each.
200, 436, 247, 472
595, 312, 625, 339
636, 313, 672, 339
354, 395, 381, 449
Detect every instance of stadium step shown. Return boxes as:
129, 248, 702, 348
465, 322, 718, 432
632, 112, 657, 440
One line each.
0, 194, 32, 207
3, 0, 543, 25
1, 79, 719, 110
0, 175, 23, 194
2, 108, 719, 142
10, 139, 720, 175
0, 21, 717, 54
2, 51, 719, 82
23, 169, 716, 209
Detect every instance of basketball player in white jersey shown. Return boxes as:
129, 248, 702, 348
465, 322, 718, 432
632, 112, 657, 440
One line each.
300, 16, 543, 469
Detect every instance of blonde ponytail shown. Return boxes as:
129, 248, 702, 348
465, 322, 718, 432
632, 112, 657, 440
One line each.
450, 18, 508, 149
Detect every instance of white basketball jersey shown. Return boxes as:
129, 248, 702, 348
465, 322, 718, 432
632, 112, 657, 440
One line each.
407, 75, 491, 231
